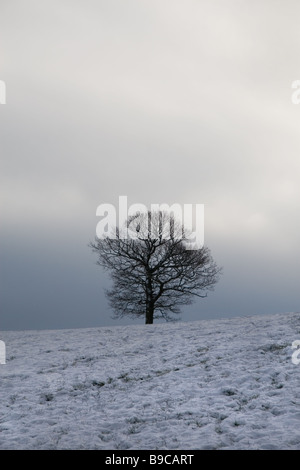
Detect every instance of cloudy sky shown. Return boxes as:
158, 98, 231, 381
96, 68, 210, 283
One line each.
1, 0, 300, 330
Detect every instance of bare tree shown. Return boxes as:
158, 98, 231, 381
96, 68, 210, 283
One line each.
89, 211, 221, 324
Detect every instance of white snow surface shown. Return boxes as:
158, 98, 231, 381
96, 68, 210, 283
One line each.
0, 312, 300, 450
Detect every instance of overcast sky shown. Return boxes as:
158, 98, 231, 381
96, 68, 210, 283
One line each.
1, 0, 300, 330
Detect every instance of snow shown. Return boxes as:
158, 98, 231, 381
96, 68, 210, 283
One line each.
0, 312, 299, 450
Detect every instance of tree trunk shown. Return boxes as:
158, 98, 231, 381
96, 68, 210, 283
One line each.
145, 302, 154, 324
145, 270, 154, 324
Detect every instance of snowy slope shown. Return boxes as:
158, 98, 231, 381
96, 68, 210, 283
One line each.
0, 312, 300, 450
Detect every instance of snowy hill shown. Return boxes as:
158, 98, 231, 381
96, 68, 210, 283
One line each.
0, 312, 300, 450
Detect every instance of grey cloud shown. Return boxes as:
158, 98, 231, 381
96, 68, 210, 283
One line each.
0, 0, 299, 329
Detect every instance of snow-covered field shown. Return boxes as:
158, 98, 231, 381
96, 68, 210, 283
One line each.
0, 312, 300, 450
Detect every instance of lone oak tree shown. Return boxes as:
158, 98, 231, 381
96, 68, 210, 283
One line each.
90, 211, 221, 324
